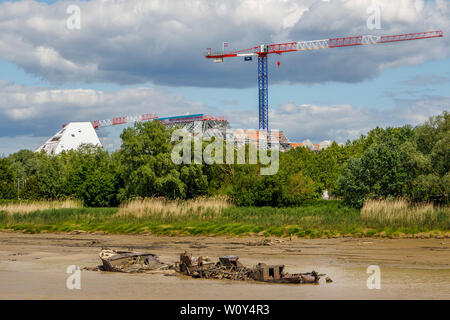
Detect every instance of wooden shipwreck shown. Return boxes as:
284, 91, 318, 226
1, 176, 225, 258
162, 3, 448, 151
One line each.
178, 252, 323, 284
92, 249, 328, 284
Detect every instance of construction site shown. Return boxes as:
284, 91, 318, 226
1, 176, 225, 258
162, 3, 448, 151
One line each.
35, 112, 331, 155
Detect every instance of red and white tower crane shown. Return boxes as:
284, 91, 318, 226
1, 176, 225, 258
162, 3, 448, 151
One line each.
205, 30, 443, 131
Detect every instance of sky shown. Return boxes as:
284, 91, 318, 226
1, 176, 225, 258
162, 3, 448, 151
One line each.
0, 0, 449, 154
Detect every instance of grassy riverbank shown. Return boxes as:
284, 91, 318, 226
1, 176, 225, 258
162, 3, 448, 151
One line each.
0, 198, 448, 237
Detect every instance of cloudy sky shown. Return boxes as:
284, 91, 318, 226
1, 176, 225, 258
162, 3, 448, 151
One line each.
0, 0, 449, 154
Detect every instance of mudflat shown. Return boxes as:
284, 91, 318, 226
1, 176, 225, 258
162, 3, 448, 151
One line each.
0, 231, 448, 299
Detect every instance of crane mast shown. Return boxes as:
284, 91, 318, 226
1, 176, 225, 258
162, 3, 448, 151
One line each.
206, 30, 443, 131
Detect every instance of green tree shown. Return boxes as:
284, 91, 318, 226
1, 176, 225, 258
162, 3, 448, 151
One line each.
336, 157, 370, 208
33, 152, 67, 200
337, 113, 449, 206
337, 138, 411, 207
61, 145, 119, 207
0, 158, 17, 199
411, 111, 449, 202
118, 121, 208, 200
81, 169, 118, 207
283, 171, 315, 205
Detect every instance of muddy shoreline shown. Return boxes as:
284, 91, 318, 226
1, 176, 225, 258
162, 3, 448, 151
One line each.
0, 231, 449, 299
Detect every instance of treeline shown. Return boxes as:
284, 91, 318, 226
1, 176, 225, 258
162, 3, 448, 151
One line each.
337, 112, 449, 207
0, 112, 448, 208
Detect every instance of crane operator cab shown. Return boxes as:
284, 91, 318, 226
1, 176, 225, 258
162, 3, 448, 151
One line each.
260, 45, 269, 54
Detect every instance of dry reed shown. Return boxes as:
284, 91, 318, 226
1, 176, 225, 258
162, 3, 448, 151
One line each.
361, 199, 446, 225
0, 200, 82, 215
116, 196, 231, 218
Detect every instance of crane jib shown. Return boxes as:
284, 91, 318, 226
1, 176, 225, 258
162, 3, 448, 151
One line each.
205, 30, 443, 59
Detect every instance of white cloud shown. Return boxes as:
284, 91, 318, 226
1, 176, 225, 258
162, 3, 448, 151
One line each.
0, 81, 211, 139
0, 0, 448, 87
268, 96, 450, 142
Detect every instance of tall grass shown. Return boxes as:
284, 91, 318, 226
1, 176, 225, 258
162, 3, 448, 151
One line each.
0, 199, 82, 215
0, 199, 362, 236
0, 198, 448, 237
361, 199, 449, 226
361, 199, 450, 225
117, 196, 230, 218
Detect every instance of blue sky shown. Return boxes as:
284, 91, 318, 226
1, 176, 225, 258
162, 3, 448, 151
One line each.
0, 0, 449, 154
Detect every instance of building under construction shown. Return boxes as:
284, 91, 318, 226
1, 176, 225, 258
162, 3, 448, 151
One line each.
36, 113, 327, 155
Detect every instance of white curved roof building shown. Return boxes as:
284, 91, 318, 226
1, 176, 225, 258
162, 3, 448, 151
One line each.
35, 122, 101, 155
